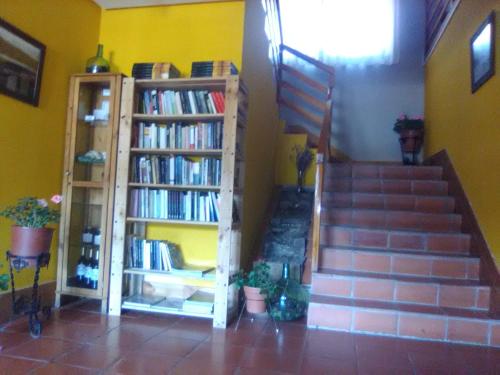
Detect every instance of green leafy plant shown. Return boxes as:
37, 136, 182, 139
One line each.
0, 264, 9, 291
393, 114, 424, 133
0, 196, 62, 228
236, 262, 275, 295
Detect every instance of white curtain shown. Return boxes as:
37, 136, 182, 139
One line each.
279, 0, 397, 67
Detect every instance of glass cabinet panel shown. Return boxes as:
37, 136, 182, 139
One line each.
65, 187, 104, 290
73, 81, 112, 183
56, 74, 122, 311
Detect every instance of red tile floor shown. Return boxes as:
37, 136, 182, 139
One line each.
0, 300, 499, 374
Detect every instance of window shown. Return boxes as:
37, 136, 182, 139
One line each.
279, 0, 397, 66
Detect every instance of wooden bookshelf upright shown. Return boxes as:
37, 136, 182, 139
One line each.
108, 76, 248, 328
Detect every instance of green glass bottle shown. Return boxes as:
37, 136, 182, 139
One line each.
85, 44, 110, 73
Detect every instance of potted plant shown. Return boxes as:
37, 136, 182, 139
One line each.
0, 196, 62, 258
236, 262, 274, 314
0, 269, 8, 291
393, 114, 424, 152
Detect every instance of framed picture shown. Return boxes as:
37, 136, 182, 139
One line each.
0, 18, 46, 106
470, 12, 496, 93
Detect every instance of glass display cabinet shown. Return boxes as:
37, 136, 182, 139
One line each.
55, 74, 123, 312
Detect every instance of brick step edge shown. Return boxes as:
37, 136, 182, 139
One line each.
322, 192, 456, 214
325, 164, 443, 181
324, 178, 448, 196
320, 226, 471, 255
321, 208, 462, 233
311, 272, 490, 311
307, 296, 500, 347
320, 248, 480, 281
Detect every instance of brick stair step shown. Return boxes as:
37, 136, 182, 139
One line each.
323, 192, 455, 214
320, 226, 471, 255
319, 248, 479, 280
325, 164, 443, 181
321, 208, 462, 233
324, 177, 448, 196
307, 294, 500, 347
311, 271, 490, 311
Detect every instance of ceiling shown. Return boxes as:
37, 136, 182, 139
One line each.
93, 0, 237, 9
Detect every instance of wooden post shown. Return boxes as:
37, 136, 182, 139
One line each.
108, 78, 135, 316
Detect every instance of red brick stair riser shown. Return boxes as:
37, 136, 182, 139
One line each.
321, 208, 462, 233
320, 227, 471, 255
308, 300, 500, 347
322, 192, 456, 214
325, 178, 449, 196
320, 248, 479, 280
311, 273, 490, 311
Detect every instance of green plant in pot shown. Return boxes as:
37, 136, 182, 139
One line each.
0, 267, 9, 291
236, 262, 274, 314
0, 196, 62, 259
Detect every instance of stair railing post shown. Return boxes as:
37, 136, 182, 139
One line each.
311, 153, 324, 273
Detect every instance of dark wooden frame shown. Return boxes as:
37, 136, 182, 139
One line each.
0, 17, 46, 106
470, 12, 496, 93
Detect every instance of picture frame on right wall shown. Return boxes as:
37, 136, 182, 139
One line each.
470, 11, 496, 93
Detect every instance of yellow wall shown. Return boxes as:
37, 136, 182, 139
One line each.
239, 0, 282, 268
99, 2, 245, 264
0, 0, 101, 289
425, 1, 500, 264
98, 2, 244, 77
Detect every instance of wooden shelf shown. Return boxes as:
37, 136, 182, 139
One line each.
126, 217, 218, 226
128, 182, 220, 191
132, 113, 224, 122
71, 181, 104, 189
124, 268, 216, 280
122, 300, 214, 319
130, 148, 223, 156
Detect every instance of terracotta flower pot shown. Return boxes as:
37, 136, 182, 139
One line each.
10, 226, 54, 258
399, 129, 424, 153
243, 285, 267, 314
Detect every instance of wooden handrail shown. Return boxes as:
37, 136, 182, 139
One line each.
280, 81, 326, 112
280, 64, 329, 95
279, 97, 323, 127
266, 0, 335, 274
281, 44, 336, 77
311, 97, 332, 273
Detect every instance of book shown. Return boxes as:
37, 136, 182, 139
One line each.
138, 89, 225, 115
132, 62, 180, 80
182, 290, 214, 314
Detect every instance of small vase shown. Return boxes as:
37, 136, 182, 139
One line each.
269, 263, 308, 321
85, 44, 110, 73
297, 170, 305, 193
10, 226, 54, 257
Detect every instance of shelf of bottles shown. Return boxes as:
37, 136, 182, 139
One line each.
65, 187, 104, 292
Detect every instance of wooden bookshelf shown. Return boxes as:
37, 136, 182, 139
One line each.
109, 76, 247, 328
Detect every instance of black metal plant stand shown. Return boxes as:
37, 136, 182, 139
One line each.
6, 251, 52, 338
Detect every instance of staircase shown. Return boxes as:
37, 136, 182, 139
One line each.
307, 162, 500, 347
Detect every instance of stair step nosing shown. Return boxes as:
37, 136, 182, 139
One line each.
309, 295, 491, 321
320, 246, 478, 262
321, 225, 470, 238
312, 270, 488, 286
322, 207, 461, 218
